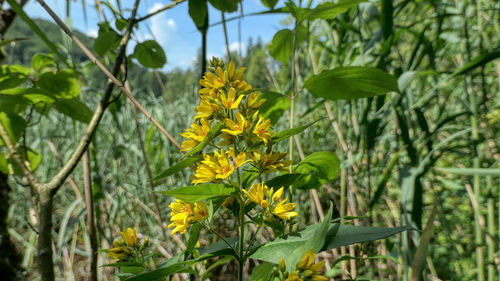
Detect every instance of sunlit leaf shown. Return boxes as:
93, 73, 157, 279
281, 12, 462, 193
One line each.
134, 40, 167, 69
293, 151, 340, 189
159, 184, 235, 202
304, 67, 399, 100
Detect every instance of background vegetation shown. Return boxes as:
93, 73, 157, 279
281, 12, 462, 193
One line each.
0, 0, 499, 280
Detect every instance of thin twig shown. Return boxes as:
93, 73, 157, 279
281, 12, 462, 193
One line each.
37, 0, 182, 151
135, 0, 186, 23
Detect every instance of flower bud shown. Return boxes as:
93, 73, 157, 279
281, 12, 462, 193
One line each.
279, 257, 286, 272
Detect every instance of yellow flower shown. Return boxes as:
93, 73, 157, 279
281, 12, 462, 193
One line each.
247, 92, 266, 109
248, 150, 292, 173
195, 99, 219, 119
121, 227, 137, 247
191, 148, 246, 184
107, 246, 130, 261
252, 115, 274, 144
168, 200, 208, 235
220, 88, 244, 110
297, 250, 327, 280
242, 182, 268, 207
181, 118, 211, 151
285, 271, 303, 281
222, 112, 246, 136
218, 132, 234, 146
274, 197, 298, 220
200, 67, 225, 89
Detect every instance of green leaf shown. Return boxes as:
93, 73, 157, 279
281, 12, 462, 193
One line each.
208, 0, 240, 12
32, 54, 57, 70
264, 173, 304, 189
304, 67, 399, 100
185, 223, 202, 257
250, 221, 322, 265
153, 155, 202, 181
380, 0, 393, 40
435, 167, 500, 176
241, 167, 260, 188
0, 65, 29, 90
134, 40, 167, 69
268, 27, 307, 63
260, 0, 278, 9
126, 262, 193, 281
182, 122, 225, 158
0, 94, 28, 114
251, 223, 412, 265
271, 119, 320, 144
452, 49, 500, 76
0, 112, 26, 146
0, 147, 42, 175
54, 98, 93, 123
258, 92, 290, 125
37, 70, 81, 99
305, 203, 333, 252
202, 256, 235, 279
369, 150, 401, 208
292, 152, 340, 189
198, 236, 239, 258
299, 0, 366, 21
94, 22, 121, 56
115, 18, 128, 31
322, 224, 414, 251
249, 262, 276, 281
188, 0, 208, 30
159, 184, 235, 203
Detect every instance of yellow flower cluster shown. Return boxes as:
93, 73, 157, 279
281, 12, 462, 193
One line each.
106, 227, 149, 261
243, 183, 298, 220
190, 147, 246, 185
168, 200, 208, 235
281, 250, 328, 281
179, 58, 287, 184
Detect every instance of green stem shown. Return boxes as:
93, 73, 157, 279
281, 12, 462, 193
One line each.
238, 195, 245, 281
201, 223, 238, 256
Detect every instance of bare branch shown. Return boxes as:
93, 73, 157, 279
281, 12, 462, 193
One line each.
135, 0, 186, 23
37, 0, 182, 151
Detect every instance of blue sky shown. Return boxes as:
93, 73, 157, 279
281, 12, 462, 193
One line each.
23, 0, 290, 71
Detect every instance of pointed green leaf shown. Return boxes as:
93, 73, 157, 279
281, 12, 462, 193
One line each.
304, 67, 399, 100
188, 0, 208, 30
271, 119, 321, 144
32, 54, 57, 70
258, 92, 290, 125
153, 155, 202, 181
54, 98, 93, 123
299, 0, 366, 21
0, 113, 26, 146
0, 65, 29, 90
159, 184, 235, 202
292, 151, 340, 189
452, 49, 500, 76
37, 70, 81, 99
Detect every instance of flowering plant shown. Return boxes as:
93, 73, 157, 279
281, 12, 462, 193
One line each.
103, 58, 411, 280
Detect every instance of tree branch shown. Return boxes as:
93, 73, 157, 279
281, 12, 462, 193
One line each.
134, 0, 186, 23
36, 0, 182, 151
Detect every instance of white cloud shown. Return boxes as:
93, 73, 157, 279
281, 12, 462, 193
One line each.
148, 2, 177, 44
228, 41, 246, 56
86, 28, 98, 38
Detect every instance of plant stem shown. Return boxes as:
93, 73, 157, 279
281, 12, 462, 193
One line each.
238, 195, 245, 281
83, 151, 98, 281
201, 223, 238, 255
